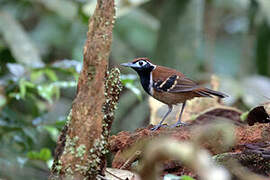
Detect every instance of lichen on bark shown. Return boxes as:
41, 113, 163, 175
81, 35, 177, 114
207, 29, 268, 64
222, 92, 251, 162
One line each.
50, 0, 119, 179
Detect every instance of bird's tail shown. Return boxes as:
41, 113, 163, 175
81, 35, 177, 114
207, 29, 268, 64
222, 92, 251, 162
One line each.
196, 88, 228, 98
204, 88, 228, 98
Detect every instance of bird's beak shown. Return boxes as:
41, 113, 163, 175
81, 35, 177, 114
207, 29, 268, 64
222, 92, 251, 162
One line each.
120, 62, 137, 68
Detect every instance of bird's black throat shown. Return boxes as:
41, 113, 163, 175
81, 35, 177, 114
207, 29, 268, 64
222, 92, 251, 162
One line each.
130, 63, 155, 95
136, 70, 151, 95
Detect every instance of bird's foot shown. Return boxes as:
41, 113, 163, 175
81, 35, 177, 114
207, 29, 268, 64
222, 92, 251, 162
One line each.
151, 124, 168, 131
170, 121, 189, 128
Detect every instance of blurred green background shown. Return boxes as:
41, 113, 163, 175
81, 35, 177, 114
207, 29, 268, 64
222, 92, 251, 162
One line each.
0, 0, 270, 179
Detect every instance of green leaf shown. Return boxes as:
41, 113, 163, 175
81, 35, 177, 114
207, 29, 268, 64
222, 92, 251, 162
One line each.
121, 78, 134, 85
30, 70, 44, 82
240, 111, 249, 121
19, 79, 26, 99
53, 120, 66, 129
164, 174, 195, 180
27, 151, 40, 160
120, 74, 137, 85
27, 148, 52, 161
179, 175, 195, 180
44, 68, 58, 81
19, 78, 35, 99
39, 148, 52, 161
9, 92, 22, 100
19, 79, 35, 99
37, 81, 76, 103
43, 125, 59, 142
37, 84, 57, 103
31, 68, 59, 82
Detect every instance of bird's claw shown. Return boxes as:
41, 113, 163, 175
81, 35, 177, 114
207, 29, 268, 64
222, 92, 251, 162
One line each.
170, 121, 189, 128
151, 124, 168, 131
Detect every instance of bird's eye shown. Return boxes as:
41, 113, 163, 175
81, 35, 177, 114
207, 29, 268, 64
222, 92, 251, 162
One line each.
139, 61, 143, 66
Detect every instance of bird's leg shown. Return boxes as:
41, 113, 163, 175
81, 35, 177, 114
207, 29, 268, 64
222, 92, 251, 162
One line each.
171, 101, 188, 128
151, 105, 173, 131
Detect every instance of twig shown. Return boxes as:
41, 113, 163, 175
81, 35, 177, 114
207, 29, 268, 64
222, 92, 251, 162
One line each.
120, 150, 141, 170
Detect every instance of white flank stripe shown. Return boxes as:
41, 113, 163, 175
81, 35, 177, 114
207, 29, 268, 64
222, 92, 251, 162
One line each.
149, 72, 153, 95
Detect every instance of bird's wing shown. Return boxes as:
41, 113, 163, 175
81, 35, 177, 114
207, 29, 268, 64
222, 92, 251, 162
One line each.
152, 66, 213, 97
153, 75, 196, 92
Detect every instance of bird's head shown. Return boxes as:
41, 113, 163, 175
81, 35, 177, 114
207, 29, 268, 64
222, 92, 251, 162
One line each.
121, 57, 156, 73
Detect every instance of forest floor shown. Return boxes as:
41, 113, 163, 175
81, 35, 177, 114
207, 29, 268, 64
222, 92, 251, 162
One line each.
109, 104, 270, 178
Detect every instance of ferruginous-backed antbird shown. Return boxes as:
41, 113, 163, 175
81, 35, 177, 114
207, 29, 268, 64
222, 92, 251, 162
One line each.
121, 57, 228, 131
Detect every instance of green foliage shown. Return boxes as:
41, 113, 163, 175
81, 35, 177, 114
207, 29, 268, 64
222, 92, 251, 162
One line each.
164, 174, 195, 180
27, 148, 52, 161
0, 60, 78, 178
0, 62, 78, 148
43, 125, 60, 142
240, 111, 249, 121
179, 175, 195, 180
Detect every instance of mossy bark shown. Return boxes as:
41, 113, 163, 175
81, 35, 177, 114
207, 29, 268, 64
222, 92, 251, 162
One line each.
49, 0, 122, 179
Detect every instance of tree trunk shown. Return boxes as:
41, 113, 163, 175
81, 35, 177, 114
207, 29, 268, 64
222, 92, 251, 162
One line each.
50, 0, 122, 179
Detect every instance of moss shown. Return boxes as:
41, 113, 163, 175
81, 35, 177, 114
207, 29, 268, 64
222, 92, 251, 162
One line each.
89, 137, 108, 157
76, 144, 86, 159
63, 136, 79, 155
65, 166, 74, 175
55, 160, 63, 174
53, 68, 122, 178
66, 110, 72, 125
86, 68, 122, 177
102, 68, 122, 116
75, 164, 88, 174
86, 136, 108, 176
102, 68, 122, 138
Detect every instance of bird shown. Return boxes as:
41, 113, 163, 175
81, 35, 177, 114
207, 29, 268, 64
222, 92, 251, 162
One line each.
121, 57, 228, 131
